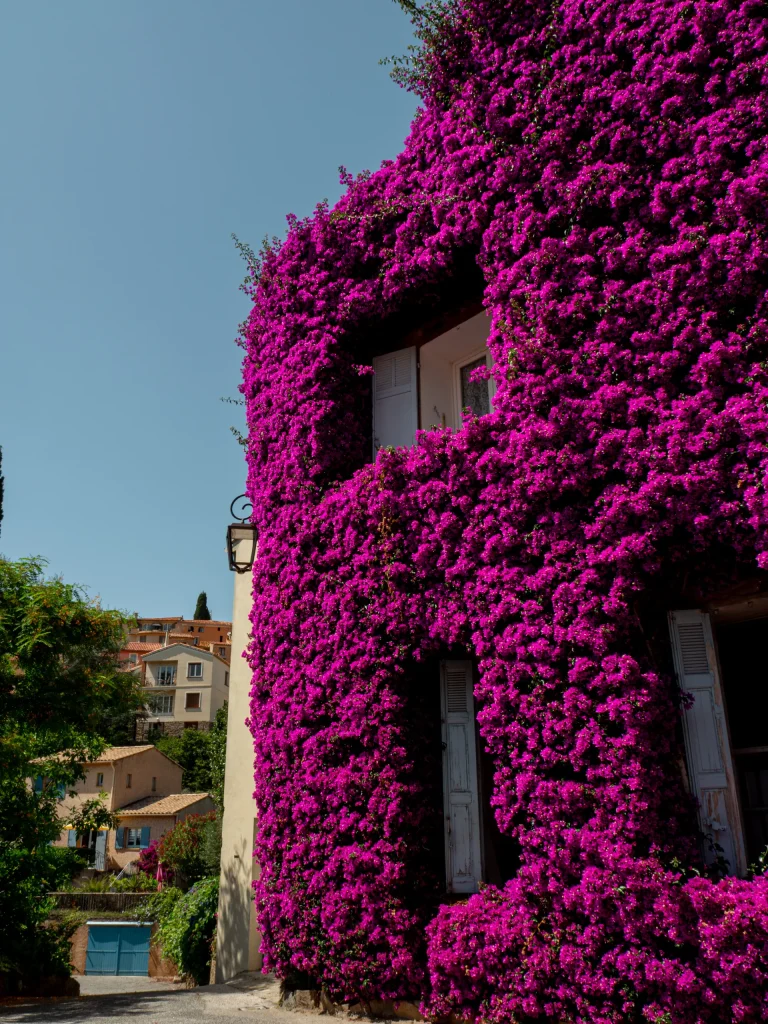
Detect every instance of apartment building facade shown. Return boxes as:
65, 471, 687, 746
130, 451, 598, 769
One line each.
137, 643, 229, 740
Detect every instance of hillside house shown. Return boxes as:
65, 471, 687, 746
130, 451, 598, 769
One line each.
46, 746, 211, 870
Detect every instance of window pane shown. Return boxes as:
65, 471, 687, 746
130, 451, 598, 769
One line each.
460, 357, 490, 418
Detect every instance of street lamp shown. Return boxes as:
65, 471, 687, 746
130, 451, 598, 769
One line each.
227, 495, 257, 573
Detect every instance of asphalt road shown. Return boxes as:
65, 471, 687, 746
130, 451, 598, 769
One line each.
0, 978, 302, 1024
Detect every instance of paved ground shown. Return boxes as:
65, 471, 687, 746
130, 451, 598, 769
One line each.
0, 974, 303, 1024
76, 976, 184, 996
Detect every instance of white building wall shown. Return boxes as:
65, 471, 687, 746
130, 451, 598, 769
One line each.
215, 539, 261, 981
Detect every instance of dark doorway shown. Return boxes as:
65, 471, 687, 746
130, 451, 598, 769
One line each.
716, 616, 768, 864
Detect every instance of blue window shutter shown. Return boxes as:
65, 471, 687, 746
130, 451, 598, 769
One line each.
115, 827, 125, 849
67, 830, 77, 848
57, 781, 66, 798
140, 827, 151, 849
34, 775, 43, 793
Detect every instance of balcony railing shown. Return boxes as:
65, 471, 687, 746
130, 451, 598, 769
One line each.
152, 673, 177, 687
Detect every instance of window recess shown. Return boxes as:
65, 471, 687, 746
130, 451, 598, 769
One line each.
711, 614, 768, 865
440, 659, 483, 893
668, 609, 746, 875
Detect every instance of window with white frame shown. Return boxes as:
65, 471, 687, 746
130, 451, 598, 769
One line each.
457, 353, 492, 420
185, 692, 201, 711
187, 662, 203, 679
152, 692, 174, 715
156, 664, 176, 686
419, 312, 494, 433
126, 828, 143, 847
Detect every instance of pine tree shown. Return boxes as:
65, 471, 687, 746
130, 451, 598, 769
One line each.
193, 591, 211, 620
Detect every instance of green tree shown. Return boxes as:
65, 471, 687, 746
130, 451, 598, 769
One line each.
0, 556, 139, 987
209, 703, 228, 811
156, 728, 212, 791
193, 592, 211, 620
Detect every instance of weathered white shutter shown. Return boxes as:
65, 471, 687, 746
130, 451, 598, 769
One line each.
440, 659, 483, 893
668, 609, 745, 875
372, 347, 418, 458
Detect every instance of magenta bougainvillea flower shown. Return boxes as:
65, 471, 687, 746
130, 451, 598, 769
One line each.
240, 0, 768, 1020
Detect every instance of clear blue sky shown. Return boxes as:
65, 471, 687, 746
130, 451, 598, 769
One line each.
0, 1, 418, 621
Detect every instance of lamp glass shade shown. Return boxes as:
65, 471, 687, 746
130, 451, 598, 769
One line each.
227, 523, 257, 573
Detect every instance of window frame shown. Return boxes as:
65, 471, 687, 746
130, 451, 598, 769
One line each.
152, 692, 175, 716
126, 827, 142, 848
156, 664, 177, 686
187, 662, 203, 679
452, 348, 495, 427
185, 691, 202, 711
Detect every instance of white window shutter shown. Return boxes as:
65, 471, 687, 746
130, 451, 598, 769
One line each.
372, 347, 418, 458
440, 660, 483, 893
668, 609, 745, 874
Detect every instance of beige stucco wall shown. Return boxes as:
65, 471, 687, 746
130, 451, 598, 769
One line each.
110, 749, 183, 810
107, 813, 177, 869
53, 763, 117, 820
215, 542, 262, 982
143, 645, 229, 731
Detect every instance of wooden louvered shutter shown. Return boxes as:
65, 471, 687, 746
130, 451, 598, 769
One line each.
440, 660, 483, 893
372, 347, 418, 458
668, 609, 745, 875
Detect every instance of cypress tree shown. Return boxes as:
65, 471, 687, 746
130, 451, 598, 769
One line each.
193, 591, 211, 620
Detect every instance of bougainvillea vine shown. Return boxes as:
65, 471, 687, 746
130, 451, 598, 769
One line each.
241, 0, 768, 1020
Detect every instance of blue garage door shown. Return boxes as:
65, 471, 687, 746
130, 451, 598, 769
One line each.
86, 924, 151, 975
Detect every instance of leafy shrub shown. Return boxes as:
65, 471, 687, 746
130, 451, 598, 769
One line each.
67, 871, 157, 893
137, 838, 160, 877
112, 871, 158, 892
150, 876, 219, 985
158, 812, 218, 889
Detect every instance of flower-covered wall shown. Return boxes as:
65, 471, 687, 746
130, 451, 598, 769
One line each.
241, 0, 768, 1020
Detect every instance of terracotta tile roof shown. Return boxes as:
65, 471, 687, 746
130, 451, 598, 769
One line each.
35, 745, 158, 766
136, 617, 183, 622
91, 745, 158, 762
123, 642, 163, 653
178, 620, 232, 626
117, 793, 212, 816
